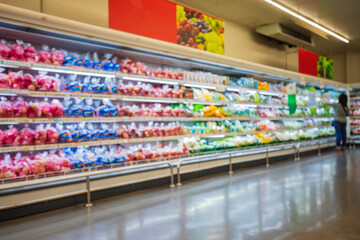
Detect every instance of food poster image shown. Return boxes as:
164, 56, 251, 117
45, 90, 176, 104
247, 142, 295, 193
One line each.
176, 4, 225, 54
317, 55, 333, 80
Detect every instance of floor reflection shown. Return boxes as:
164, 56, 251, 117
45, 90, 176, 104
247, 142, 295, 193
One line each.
1, 150, 360, 240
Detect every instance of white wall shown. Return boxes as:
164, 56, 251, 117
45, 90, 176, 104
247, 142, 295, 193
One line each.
225, 21, 290, 69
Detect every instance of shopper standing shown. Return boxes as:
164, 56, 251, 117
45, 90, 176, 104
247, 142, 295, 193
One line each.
326, 93, 349, 151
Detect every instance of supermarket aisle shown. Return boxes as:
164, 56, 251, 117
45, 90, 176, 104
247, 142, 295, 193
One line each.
1, 150, 360, 240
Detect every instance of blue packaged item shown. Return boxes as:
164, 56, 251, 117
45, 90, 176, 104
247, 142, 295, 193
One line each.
102, 61, 114, 71
80, 129, 92, 141
59, 130, 72, 142
68, 82, 82, 92
83, 105, 95, 117
92, 61, 102, 69
71, 130, 82, 142
63, 56, 76, 66
75, 59, 85, 67
82, 83, 93, 93
84, 59, 93, 68
65, 105, 84, 117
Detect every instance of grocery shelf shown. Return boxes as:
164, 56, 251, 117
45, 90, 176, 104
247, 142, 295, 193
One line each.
0, 59, 288, 97
0, 136, 335, 187
0, 116, 333, 124
0, 125, 332, 153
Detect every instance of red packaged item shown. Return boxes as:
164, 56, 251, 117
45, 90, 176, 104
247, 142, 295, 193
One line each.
24, 43, 38, 63
30, 156, 46, 175
38, 45, 51, 64
9, 41, 25, 61
8, 71, 23, 89
4, 127, 20, 146
45, 125, 58, 144
0, 98, 14, 118
13, 154, 33, 177
13, 97, 28, 117
0, 130, 4, 146
23, 73, 37, 90
0, 155, 17, 179
28, 101, 42, 118
20, 127, 35, 145
0, 73, 11, 89
0, 40, 10, 59
34, 124, 47, 145
49, 99, 63, 117
39, 100, 52, 117
51, 49, 64, 65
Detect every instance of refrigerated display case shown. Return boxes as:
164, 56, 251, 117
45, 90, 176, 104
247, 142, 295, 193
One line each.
0, 5, 348, 218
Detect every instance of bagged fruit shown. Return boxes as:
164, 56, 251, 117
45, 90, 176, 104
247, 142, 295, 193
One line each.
13, 97, 28, 117
23, 73, 37, 90
0, 155, 17, 179
49, 99, 63, 118
8, 70, 24, 89
9, 40, 25, 61
0, 97, 13, 118
28, 101, 42, 118
0, 72, 11, 89
45, 125, 58, 144
38, 45, 51, 64
34, 124, 47, 145
4, 126, 20, 146
0, 40, 10, 59
24, 43, 39, 62
51, 48, 64, 65
19, 126, 35, 145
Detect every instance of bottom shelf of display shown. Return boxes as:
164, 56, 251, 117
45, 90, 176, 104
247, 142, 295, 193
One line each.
0, 137, 335, 219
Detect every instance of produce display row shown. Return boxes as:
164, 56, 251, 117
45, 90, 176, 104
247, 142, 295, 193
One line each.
0, 118, 331, 148
1, 126, 334, 180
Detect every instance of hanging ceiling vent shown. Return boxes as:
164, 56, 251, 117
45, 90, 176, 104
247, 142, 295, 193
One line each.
256, 23, 314, 47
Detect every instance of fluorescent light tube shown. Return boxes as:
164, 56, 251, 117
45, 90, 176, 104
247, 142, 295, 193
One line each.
184, 83, 216, 90
122, 76, 179, 85
31, 67, 116, 78
264, 0, 349, 43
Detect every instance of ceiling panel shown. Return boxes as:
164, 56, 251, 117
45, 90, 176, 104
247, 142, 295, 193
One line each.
175, 0, 360, 55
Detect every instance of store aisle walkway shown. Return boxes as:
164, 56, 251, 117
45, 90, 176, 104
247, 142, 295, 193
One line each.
1, 150, 360, 240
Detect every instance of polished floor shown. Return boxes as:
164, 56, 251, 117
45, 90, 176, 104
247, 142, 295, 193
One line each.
1, 150, 360, 240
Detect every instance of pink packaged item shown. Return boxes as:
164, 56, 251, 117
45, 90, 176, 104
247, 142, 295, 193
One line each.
30, 156, 46, 175
24, 43, 39, 63
4, 126, 20, 146
0, 73, 11, 89
0, 155, 16, 179
23, 73, 37, 90
49, 99, 63, 118
0, 40, 10, 59
13, 154, 33, 177
20, 126, 35, 145
28, 101, 42, 118
38, 45, 51, 64
34, 124, 47, 145
13, 97, 28, 118
51, 49, 64, 65
9, 41, 25, 61
0, 129, 4, 146
45, 125, 58, 144
8, 71, 23, 89
0, 98, 14, 118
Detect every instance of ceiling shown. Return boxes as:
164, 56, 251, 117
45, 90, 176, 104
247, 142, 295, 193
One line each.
175, 0, 360, 56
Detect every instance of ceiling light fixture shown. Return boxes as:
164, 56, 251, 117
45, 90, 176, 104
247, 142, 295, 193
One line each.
264, 0, 349, 43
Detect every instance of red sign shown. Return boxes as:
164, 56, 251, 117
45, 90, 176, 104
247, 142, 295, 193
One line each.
298, 48, 334, 79
108, 0, 224, 54
109, 0, 177, 43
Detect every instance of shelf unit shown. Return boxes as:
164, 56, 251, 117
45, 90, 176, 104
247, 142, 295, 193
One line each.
0, 11, 345, 215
